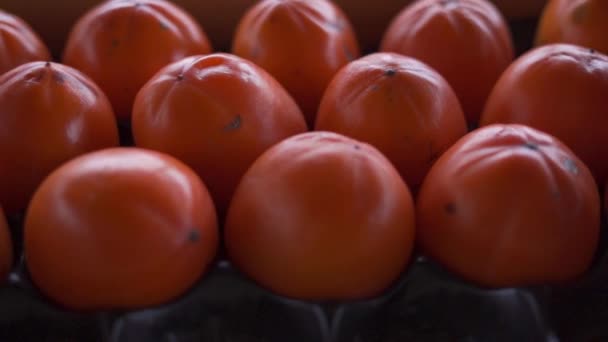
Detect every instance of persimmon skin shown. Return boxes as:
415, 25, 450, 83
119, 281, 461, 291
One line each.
315, 52, 467, 191
231, 0, 361, 127
62, 0, 213, 122
417, 124, 600, 288
225, 131, 416, 301
380, 0, 514, 125
24, 147, 219, 311
480, 43, 608, 185
0, 61, 119, 215
536, 0, 608, 55
132, 53, 307, 220
0, 9, 50, 76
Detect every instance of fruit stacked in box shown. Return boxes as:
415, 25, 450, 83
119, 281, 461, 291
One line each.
0, 0, 606, 341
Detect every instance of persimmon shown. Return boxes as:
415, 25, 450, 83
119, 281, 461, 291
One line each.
315, 52, 467, 191
225, 131, 415, 300
417, 124, 600, 288
480, 44, 608, 185
62, 0, 213, 122
132, 53, 307, 220
0, 61, 118, 215
535, 0, 608, 55
380, 0, 514, 125
24, 147, 219, 311
0, 207, 13, 282
231, 0, 360, 127
0, 9, 50, 75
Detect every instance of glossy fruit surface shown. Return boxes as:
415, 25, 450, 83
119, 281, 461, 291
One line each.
62, 0, 213, 122
417, 124, 600, 288
316, 52, 467, 191
232, 0, 360, 127
536, 0, 608, 55
380, 0, 514, 124
24, 147, 219, 311
480, 43, 608, 184
132, 53, 307, 220
0, 9, 50, 75
225, 131, 415, 300
0, 61, 118, 215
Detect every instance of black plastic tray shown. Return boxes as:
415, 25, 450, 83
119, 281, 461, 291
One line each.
2, 205, 606, 342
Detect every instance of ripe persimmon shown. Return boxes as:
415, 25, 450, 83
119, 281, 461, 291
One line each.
480, 44, 608, 185
24, 147, 219, 311
62, 0, 213, 122
536, 0, 608, 55
315, 52, 467, 191
132, 53, 307, 220
232, 0, 360, 127
417, 124, 600, 288
0, 61, 118, 215
0, 9, 50, 75
380, 0, 514, 125
225, 131, 415, 300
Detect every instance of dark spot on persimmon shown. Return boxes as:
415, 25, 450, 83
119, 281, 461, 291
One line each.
564, 158, 579, 175
551, 188, 561, 199
444, 202, 456, 214
354, 145, 360, 150
523, 142, 539, 150
328, 20, 345, 32
385, 69, 397, 77
73, 76, 99, 98
590, 48, 596, 54
111, 39, 120, 48
224, 115, 242, 131
45, 61, 51, 68
53, 72, 65, 84
188, 229, 200, 242
176, 74, 184, 81
343, 45, 355, 61
159, 21, 169, 31
439, 0, 459, 6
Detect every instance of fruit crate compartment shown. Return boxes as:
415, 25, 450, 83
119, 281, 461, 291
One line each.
2, 204, 607, 342
0, 256, 562, 342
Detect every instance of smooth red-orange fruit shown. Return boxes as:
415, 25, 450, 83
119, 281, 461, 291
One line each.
62, 0, 213, 122
132, 53, 307, 220
315, 52, 467, 191
0, 9, 50, 75
225, 131, 415, 300
380, 0, 514, 125
480, 44, 608, 185
0, 207, 13, 282
0, 61, 119, 215
417, 124, 600, 288
536, 0, 608, 55
0, 9, 51, 75
25, 147, 219, 311
232, 0, 360, 127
